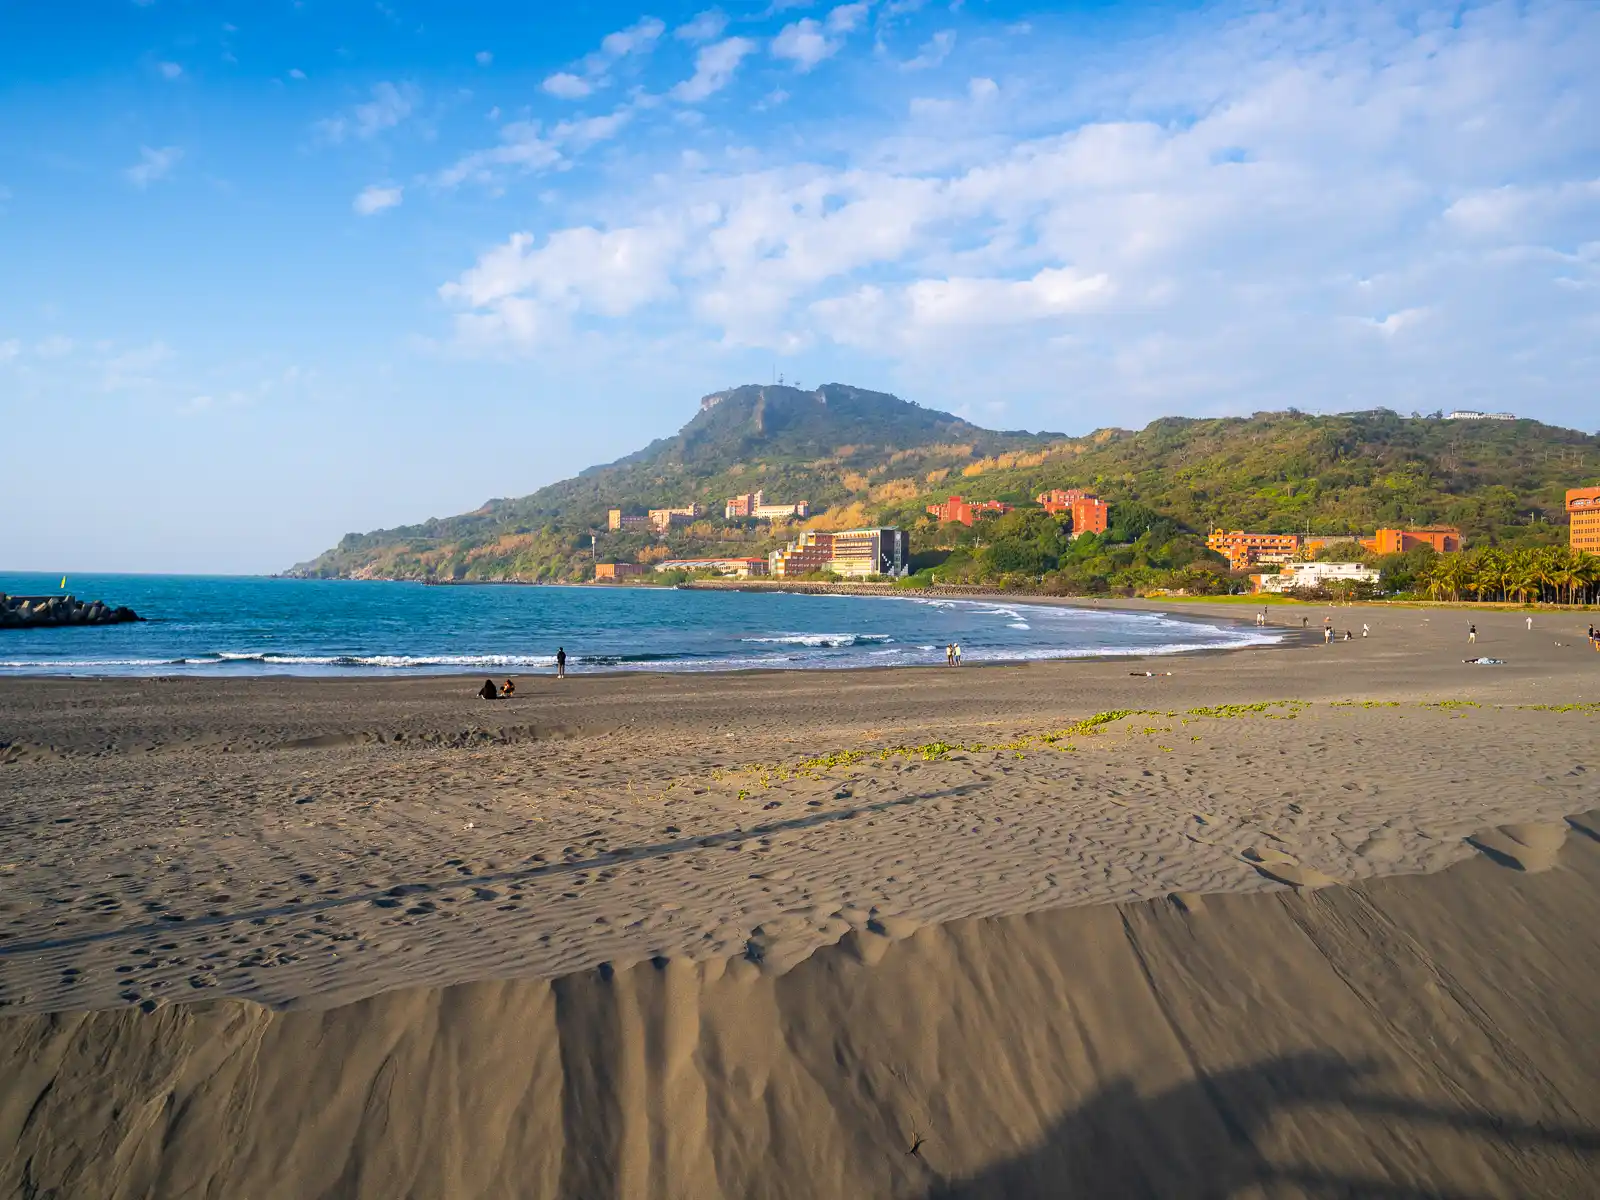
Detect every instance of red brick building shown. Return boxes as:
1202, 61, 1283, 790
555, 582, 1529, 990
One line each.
1036, 489, 1109, 538
927, 495, 1012, 526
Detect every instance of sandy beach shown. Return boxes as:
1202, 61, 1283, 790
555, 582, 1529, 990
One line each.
3, 600, 1598, 1196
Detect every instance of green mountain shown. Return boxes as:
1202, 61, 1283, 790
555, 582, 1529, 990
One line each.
289, 383, 1056, 579
289, 389, 1600, 586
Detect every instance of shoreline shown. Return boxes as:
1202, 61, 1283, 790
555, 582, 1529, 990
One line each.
0, 591, 1293, 683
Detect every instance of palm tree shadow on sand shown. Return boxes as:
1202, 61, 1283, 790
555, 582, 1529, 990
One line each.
916, 1052, 1599, 1199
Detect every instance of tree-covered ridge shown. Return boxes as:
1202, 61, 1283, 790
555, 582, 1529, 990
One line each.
289, 391, 1600, 585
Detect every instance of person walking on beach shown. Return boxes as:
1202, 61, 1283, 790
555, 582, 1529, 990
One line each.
1301, 616, 1308, 629
1468, 623, 1477, 645
1526, 615, 1533, 632
556, 647, 567, 679
1324, 625, 1333, 645
1361, 623, 1369, 638
953, 642, 963, 666
946, 643, 955, 667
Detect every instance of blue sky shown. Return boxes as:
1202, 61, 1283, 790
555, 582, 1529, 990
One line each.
2, 0, 1597, 573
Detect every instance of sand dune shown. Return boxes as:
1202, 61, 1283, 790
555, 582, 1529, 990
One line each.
3, 833, 1598, 1199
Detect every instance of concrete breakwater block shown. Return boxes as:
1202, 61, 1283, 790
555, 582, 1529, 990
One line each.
0, 593, 142, 628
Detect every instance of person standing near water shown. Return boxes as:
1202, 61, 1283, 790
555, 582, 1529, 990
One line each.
556, 647, 567, 679
953, 643, 962, 666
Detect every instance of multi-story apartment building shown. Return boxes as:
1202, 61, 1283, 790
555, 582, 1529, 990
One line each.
1206, 530, 1304, 571
768, 531, 836, 578
768, 528, 910, 578
727, 490, 810, 520
927, 496, 1012, 526
755, 500, 809, 520
828, 528, 910, 578
648, 504, 704, 532
1569, 487, 1600, 554
1036, 488, 1109, 537
607, 509, 650, 532
1360, 527, 1464, 555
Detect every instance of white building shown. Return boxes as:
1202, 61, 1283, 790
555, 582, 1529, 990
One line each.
1254, 561, 1379, 594
1446, 410, 1515, 421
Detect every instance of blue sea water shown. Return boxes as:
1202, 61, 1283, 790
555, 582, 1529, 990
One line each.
0, 574, 1277, 676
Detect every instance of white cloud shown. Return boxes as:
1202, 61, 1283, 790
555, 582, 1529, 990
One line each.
157, 61, 183, 80
544, 16, 668, 99
903, 29, 954, 69
35, 335, 74, 358
772, 19, 839, 72
826, 2, 869, 33
672, 37, 757, 102
288, 67, 307, 80
1363, 307, 1428, 337
434, 103, 635, 188
542, 72, 593, 99
101, 340, 174, 390
907, 268, 1111, 325
0, 339, 20, 363
435, 1, 1600, 426
475, 50, 493, 65
676, 9, 728, 43
125, 145, 182, 188
315, 81, 415, 143
354, 184, 403, 215
600, 16, 666, 58
441, 223, 686, 348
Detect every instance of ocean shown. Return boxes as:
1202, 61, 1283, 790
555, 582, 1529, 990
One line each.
0, 574, 1278, 676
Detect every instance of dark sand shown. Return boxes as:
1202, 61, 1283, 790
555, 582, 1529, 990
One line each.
2, 601, 1598, 1196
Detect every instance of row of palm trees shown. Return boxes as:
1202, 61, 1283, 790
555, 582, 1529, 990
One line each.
1419, 547, 1600, 605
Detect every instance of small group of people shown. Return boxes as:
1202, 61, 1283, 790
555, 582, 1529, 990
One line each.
1319, 615, 1369, 644
945, 642, 963, 666
476, 646, 568, 699
1588, 624, 1600, 651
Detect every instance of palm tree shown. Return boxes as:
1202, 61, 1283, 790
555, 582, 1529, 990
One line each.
1575, 553, 1600, 606
1507, 560, 1543, 606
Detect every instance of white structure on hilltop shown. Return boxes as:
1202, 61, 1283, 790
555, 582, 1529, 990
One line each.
1254, 561, 1379, 594
1446, 410, 1515, 421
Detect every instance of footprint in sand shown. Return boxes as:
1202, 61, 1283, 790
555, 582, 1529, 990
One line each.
1356, 829, 1404, 864
1243, 846, 1337, 890
1466, 822, 1567, 873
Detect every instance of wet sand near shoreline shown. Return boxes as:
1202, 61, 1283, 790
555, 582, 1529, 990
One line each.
2, 602, 1598, 1196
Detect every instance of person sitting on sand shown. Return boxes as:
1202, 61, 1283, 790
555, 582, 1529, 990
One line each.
500, 679, 515, 697
478, 678, 499, 700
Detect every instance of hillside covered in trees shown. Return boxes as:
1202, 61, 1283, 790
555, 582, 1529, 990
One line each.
288, 384, 1600, 593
